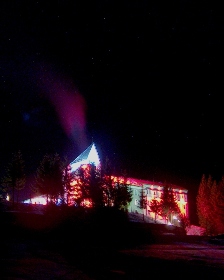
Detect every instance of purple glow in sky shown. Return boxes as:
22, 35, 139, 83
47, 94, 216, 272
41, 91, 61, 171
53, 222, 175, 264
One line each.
37, 65, 88, 152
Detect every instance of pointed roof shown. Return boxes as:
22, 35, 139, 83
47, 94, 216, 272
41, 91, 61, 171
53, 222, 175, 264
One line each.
70, 142, 100, 172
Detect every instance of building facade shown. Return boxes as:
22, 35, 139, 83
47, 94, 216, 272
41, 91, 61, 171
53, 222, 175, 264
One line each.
127, 177, 188, 224
69, 142, 188, 222
23, 142, 188, 224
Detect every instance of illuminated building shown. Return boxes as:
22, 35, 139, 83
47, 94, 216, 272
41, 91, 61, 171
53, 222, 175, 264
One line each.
23, 142, 188, 222
70, 142, 100, 172
68, 143, 188, 222
127, 178, 188, 224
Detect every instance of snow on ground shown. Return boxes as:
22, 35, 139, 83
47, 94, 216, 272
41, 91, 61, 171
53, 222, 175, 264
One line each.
120, 242, 224, 269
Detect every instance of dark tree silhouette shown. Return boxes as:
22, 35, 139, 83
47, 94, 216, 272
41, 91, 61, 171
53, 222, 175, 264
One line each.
1, 150, 26, 206
35, 153, 64, 205
138, 186, 147, 221
111, 176, 132, 211
71, 163, 103, 208
159, 184, 180, 224
87, 163, 104, 208
70, 160, 132, 210
101, 158, 132, 210
149, 199, 161, 223
196, 174, 214, 235
62, 160, 76, 206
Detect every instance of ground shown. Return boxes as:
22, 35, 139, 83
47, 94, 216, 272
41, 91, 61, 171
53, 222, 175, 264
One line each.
1, 209, 224, 279
2, 231, 224, 279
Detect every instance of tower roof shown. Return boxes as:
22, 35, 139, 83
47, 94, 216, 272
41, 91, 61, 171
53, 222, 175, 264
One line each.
70, 142, 100, 172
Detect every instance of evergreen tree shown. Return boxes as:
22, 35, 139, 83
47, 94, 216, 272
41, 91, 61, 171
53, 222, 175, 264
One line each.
62, 161, 75, 206
149, 199, 161, 223
102, 172, 116, 207
111, 175, 132, 211
88, 163, 104, 208
101, 158, 132, 210
1, 150, 26, 206
101, 157, 116, 207
139, 187, 147, 210
217, 177, 224, 233
138, 186, 147, 221
178, 213, 190, 233
159, 184, 180, 224
210, 176, 224, 235
73, 163, 103, 208
209, 179, 219, 234
70, 160, 132, 210
196, 174, 214, 235
35, 153, 64, 205
72, 165, 89, 207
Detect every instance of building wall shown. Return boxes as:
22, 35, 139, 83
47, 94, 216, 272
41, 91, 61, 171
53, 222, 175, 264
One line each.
127, 180, 188, 225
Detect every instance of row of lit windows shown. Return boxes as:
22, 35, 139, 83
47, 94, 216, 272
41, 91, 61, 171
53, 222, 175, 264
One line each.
133, 188, 187, 202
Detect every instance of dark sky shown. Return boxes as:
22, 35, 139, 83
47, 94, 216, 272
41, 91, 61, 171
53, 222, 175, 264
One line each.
1, 1, 223, 198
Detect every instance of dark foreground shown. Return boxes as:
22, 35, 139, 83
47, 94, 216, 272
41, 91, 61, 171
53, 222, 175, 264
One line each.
1, 210, 224, 279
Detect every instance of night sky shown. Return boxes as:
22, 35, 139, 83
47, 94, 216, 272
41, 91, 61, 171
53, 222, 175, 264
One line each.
1, 1, 223, 203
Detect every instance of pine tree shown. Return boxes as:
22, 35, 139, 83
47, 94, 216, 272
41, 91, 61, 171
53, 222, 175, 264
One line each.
72, 163, 103, 208
178, 213, 190, 232
217, 177, 224, 233
100, 158, 115, 207
35, 153, 64, 205
102, 172, 116, 207
88, 163, 104, 208
139, 187, 147, 210
101, 159, 132, 210
70, 160, 132, 210
196, 174, 214, 235
61, 158, 76, 206
111, 175, 132, 211
149, 199, 161, 223
159, 184, 180, 224
210, 177, 224, 234
138, 186, 147, 221
1, 150, 26, 206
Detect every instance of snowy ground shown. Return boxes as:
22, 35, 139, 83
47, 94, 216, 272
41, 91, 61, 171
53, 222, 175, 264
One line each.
121, 242, 224, 268
2, 210, 224, 279
2, 233, 224, 279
